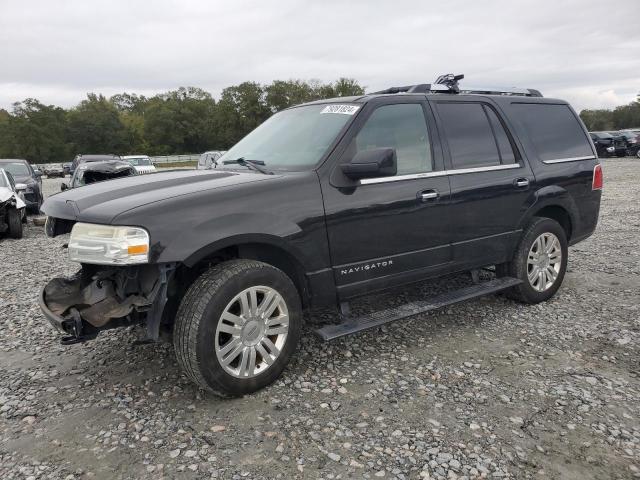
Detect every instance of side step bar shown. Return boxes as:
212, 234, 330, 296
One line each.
314, 277, 522, 341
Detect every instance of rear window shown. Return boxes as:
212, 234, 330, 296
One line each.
436, 102, 517, 169
512, 103, 593, 161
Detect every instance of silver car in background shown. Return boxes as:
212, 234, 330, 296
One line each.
197, 150, 226, 170
122, 155, 157, 174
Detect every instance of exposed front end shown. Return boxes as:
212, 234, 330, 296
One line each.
40, 263, 174, 344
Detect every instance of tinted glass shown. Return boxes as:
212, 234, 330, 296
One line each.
437, 103, 501, 168
513, 103, 593, 160
352, 103, 432, 175
221, 104, 355, 171
484, 106, 517, 164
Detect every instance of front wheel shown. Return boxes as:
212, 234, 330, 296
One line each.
497, 217, 568, 304
173, 259, 302, 397
7, 208, 23, 239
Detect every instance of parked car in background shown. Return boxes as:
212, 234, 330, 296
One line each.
122, 155, 157, 174
0, 159, 43, 213
589, 132, 618, 157
62, 160, 137, 190
70, 154, 120, 175
614, 130, 640, 157
197, 150, 227, 170
605, 132, 628, 157
63, 163, 72, 176
46, 164, 65, 178
0, 168, 27, 238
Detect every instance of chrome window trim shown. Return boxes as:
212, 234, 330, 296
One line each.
359, 163, 521, 185
542, 155, 596, 164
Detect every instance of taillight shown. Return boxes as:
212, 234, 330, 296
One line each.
592, 164, 603, 191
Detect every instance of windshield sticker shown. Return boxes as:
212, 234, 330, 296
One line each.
320, 104, 360, 115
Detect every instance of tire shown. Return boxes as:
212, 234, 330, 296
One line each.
173, 259, 302, 397
497, 217, 568, 304
28, 194, 42, 215
7, 208, 23, 239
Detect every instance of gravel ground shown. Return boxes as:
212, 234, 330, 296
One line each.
0, 160, 638, 480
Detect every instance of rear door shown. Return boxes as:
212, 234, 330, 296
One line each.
432, 98, 535, 268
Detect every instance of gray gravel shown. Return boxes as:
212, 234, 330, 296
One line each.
1, 160, 639, 479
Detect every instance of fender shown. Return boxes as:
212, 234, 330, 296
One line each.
517, 185, 580, 234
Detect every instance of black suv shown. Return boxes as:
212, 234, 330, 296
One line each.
40, 75, 601, 397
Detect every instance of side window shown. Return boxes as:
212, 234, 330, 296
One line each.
351, 103, 433, 175
512, 103, 593, 161
437, 102, 517, 169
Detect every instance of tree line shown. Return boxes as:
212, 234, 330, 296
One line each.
579, 95, 640, 131
1, 80, 637, 164
0, 78, 365, 164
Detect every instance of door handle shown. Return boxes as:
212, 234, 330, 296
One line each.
514, 178, 530, 188
419, 190, 439, 201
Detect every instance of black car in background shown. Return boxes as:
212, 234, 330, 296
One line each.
0, 159, 43, 213
62, 160, 137, 190
70, 154, 120, 175
589, 132, 626, 157
614, 130, 640, 156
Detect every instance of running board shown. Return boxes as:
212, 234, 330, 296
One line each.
314, 277, 521, 341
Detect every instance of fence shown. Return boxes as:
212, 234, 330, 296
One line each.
149, 154, 200, 164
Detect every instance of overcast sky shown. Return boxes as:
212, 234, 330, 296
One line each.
1, 0, 638, 113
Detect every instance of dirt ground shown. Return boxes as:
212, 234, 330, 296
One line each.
0, 159, 638, 479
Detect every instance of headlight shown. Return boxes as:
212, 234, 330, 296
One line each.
68, 223, 149, 265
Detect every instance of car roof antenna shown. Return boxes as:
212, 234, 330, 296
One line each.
434, 74, 464, 93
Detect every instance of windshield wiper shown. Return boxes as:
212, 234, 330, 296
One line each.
222, 157, 273, 175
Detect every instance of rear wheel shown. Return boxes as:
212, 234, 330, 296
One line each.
7, 208, 23, 239
173, 259, 302, 397
497, 217, 567, 304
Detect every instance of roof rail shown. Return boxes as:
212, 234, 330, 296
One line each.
372, 74, 543, 97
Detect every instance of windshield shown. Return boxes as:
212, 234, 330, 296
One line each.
0, 172, 7, 188
219, 104, 358, 171
0, 162, 30, 177
128, 157, 151, 166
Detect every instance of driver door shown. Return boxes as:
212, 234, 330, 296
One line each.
320, 98, 453, 299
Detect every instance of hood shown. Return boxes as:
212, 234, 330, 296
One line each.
41, 169, 276, 224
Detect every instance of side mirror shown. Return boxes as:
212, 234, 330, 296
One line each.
341, 148, 397, 180
60, 182, 68, 191
15, 183, 27, 192
34, 170, 43, 177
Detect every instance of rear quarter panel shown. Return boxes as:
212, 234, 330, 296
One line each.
497, 98, 601, 244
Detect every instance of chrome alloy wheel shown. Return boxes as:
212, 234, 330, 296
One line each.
215, 286, 289, 378
527, 232, 562, 292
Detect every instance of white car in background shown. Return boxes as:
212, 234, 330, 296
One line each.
197, 150, 227, 170
0, 168, 27, 238
122, 155, 157, 174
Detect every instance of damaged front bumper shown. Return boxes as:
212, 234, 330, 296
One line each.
39, 263, 175, 344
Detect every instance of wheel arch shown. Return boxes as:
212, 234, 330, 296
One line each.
519, 186, 579, 241
181, 235, 311, 306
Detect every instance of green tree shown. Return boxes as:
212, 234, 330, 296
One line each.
67, 94, 131, 154
216, 82, 271, 147
143, 87, 217, 155
2, 99, 68, 163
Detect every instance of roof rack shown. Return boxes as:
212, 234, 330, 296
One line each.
373, 73, 543, 97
